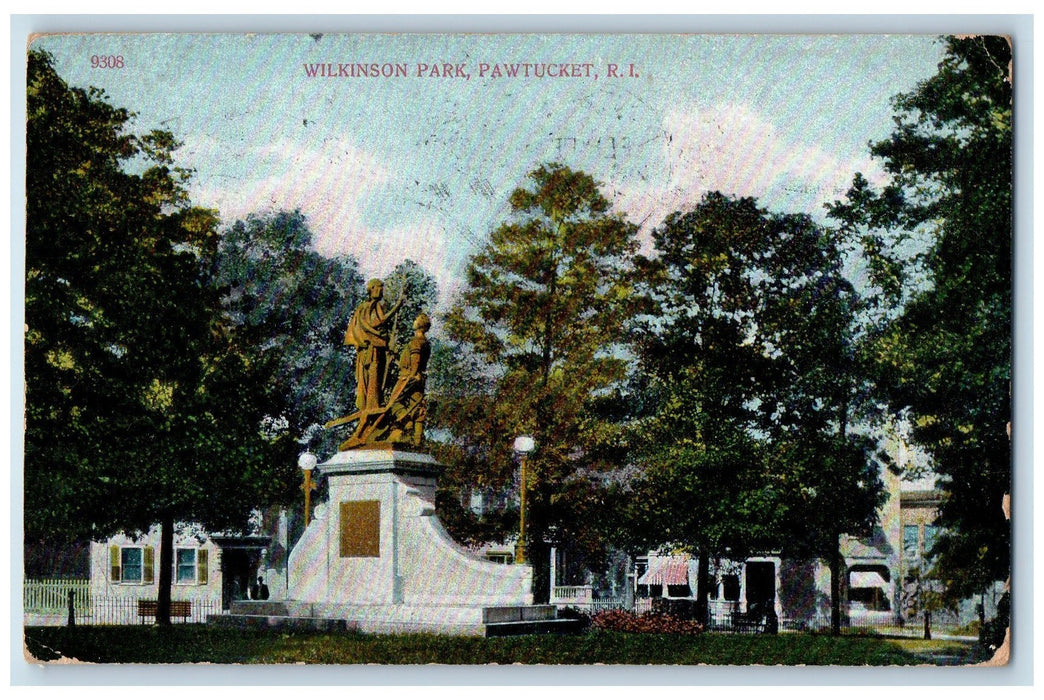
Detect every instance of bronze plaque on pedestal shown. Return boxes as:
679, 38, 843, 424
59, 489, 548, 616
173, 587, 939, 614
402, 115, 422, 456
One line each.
339, 500, 380, 558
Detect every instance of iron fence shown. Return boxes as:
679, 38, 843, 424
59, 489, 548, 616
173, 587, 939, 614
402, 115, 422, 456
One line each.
24, 593, 223, 626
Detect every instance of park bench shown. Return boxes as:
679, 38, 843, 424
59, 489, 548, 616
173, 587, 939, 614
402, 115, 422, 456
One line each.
137, 599, 191, 623
731, 609, 778, 634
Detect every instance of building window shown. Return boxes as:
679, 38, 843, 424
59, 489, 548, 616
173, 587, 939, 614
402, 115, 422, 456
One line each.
849, 585, 891, 611
902, 525, 919, 564
122, 548, 143, 582
485, 552, 514, 565
923, 524, 940, 559
722, 574, 740, 601
849, 567, 891, 612
666, 583, 692, 598
176, 549, 196, 584
109, 545, 154, 584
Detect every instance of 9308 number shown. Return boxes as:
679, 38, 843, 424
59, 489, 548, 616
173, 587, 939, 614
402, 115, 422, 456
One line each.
90, 55, 124, 69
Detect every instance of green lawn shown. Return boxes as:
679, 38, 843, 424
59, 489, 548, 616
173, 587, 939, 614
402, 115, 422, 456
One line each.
23, 625, 988, 666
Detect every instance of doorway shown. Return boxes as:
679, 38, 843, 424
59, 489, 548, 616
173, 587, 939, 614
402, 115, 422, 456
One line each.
745, 561, 776, 616
220, 548, 259, 610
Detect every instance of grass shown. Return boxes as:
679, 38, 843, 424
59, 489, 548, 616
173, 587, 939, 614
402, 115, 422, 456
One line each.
22, 625, 990, 666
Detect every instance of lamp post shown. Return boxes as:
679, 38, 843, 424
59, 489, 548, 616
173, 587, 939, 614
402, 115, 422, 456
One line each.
298, 452, 318, 529
513, 435, 536, 565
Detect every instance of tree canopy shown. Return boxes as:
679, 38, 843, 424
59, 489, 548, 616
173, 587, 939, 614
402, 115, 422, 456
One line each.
828, 36, 1012, 601
441, 163, 641, 599
626, 192, 885, 629
210, 210, 367, 458
25, 49, 295, 621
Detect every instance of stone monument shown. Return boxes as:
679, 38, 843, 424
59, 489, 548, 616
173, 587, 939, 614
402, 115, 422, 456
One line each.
219, 285, 569, 635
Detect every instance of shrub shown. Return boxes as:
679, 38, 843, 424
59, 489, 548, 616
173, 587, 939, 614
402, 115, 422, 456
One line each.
557, 606, 591, 630
591, 609, 704, 635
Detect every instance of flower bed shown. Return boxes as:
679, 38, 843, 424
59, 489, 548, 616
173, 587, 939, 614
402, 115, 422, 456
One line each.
591, 609, 704, 635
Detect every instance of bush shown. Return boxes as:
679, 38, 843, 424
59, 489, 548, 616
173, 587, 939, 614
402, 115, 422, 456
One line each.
591, 609, 704, 635
557, 606, 591, 630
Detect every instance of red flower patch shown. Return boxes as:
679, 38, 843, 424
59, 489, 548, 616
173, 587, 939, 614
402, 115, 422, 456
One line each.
591, 609, 704, 635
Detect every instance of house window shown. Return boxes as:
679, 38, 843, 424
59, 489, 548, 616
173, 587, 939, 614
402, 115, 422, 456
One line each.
849, 585, 891, 611
923, 524, 940, 559
902, 525, 919, 564
122, 548, 143, 582
722, 575, 740, 601
666, 583, 692, 598
109, 545, 154, 584
485, 552, 514, 565
176, 549, 196, 584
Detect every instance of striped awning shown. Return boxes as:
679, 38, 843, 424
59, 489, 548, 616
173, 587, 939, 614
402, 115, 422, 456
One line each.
849, 571, 888, 589
638, 558, 689, 586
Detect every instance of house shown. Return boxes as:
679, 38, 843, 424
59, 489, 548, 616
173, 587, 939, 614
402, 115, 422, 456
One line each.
89, 513, 283, 612
566, 428, 1006, 634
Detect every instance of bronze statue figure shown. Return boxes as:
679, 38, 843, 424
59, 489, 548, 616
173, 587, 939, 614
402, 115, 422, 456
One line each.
344, 278, 404, 415
383, 312, 432, 446
325, 278, 431, 450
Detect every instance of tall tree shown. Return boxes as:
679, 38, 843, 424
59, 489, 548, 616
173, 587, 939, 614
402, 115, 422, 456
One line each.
626, 194, 780, 624
25, 49, 291, 623
630, 192, 884, 631
442, 163, 641, 600
828, 36, 1012, 605
381, 259, 439, 351
210, 210, 366, 458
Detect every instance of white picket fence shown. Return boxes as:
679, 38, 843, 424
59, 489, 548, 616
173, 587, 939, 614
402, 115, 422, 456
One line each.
23, 579, 91, 612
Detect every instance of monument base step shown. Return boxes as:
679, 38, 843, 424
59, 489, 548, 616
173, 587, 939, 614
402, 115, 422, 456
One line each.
229, 600, 291, 616
208, 613, 357, 633
210, 601, 578, 637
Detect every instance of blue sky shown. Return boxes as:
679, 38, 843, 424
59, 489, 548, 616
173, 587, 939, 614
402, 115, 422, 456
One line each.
33, 33, 946, 305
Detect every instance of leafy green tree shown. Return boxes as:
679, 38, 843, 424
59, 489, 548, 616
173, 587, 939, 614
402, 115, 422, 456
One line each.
25, 49, 292, 624
210, 210, 367, 458
381, 259, 439, 351
442, 163, 641, 600
630, 192, 884, 631
625, 194, 779, 623
759, 212, 887, 635
828, 36, 1012, 605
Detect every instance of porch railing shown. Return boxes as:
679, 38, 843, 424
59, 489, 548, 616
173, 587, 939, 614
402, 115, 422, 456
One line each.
551, 585, 593, 605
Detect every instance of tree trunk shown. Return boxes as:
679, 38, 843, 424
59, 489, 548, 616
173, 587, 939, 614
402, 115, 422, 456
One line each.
923, 609, 932, 640
830, 536, 843, 636
695, 549, 710, 626
157, 512, 174, 626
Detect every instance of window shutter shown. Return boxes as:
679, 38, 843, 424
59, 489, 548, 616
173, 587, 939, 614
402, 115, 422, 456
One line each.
143, 546, 155, 584
109, 545, 121, 582
198, 549, 208, 585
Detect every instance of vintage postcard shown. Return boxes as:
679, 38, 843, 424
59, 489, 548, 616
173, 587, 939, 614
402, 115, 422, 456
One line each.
20, 28, 1014, 674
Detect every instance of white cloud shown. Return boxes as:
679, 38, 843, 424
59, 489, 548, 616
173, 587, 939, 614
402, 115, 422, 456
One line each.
180, 134, 461, 309
609, 101, 887, 245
